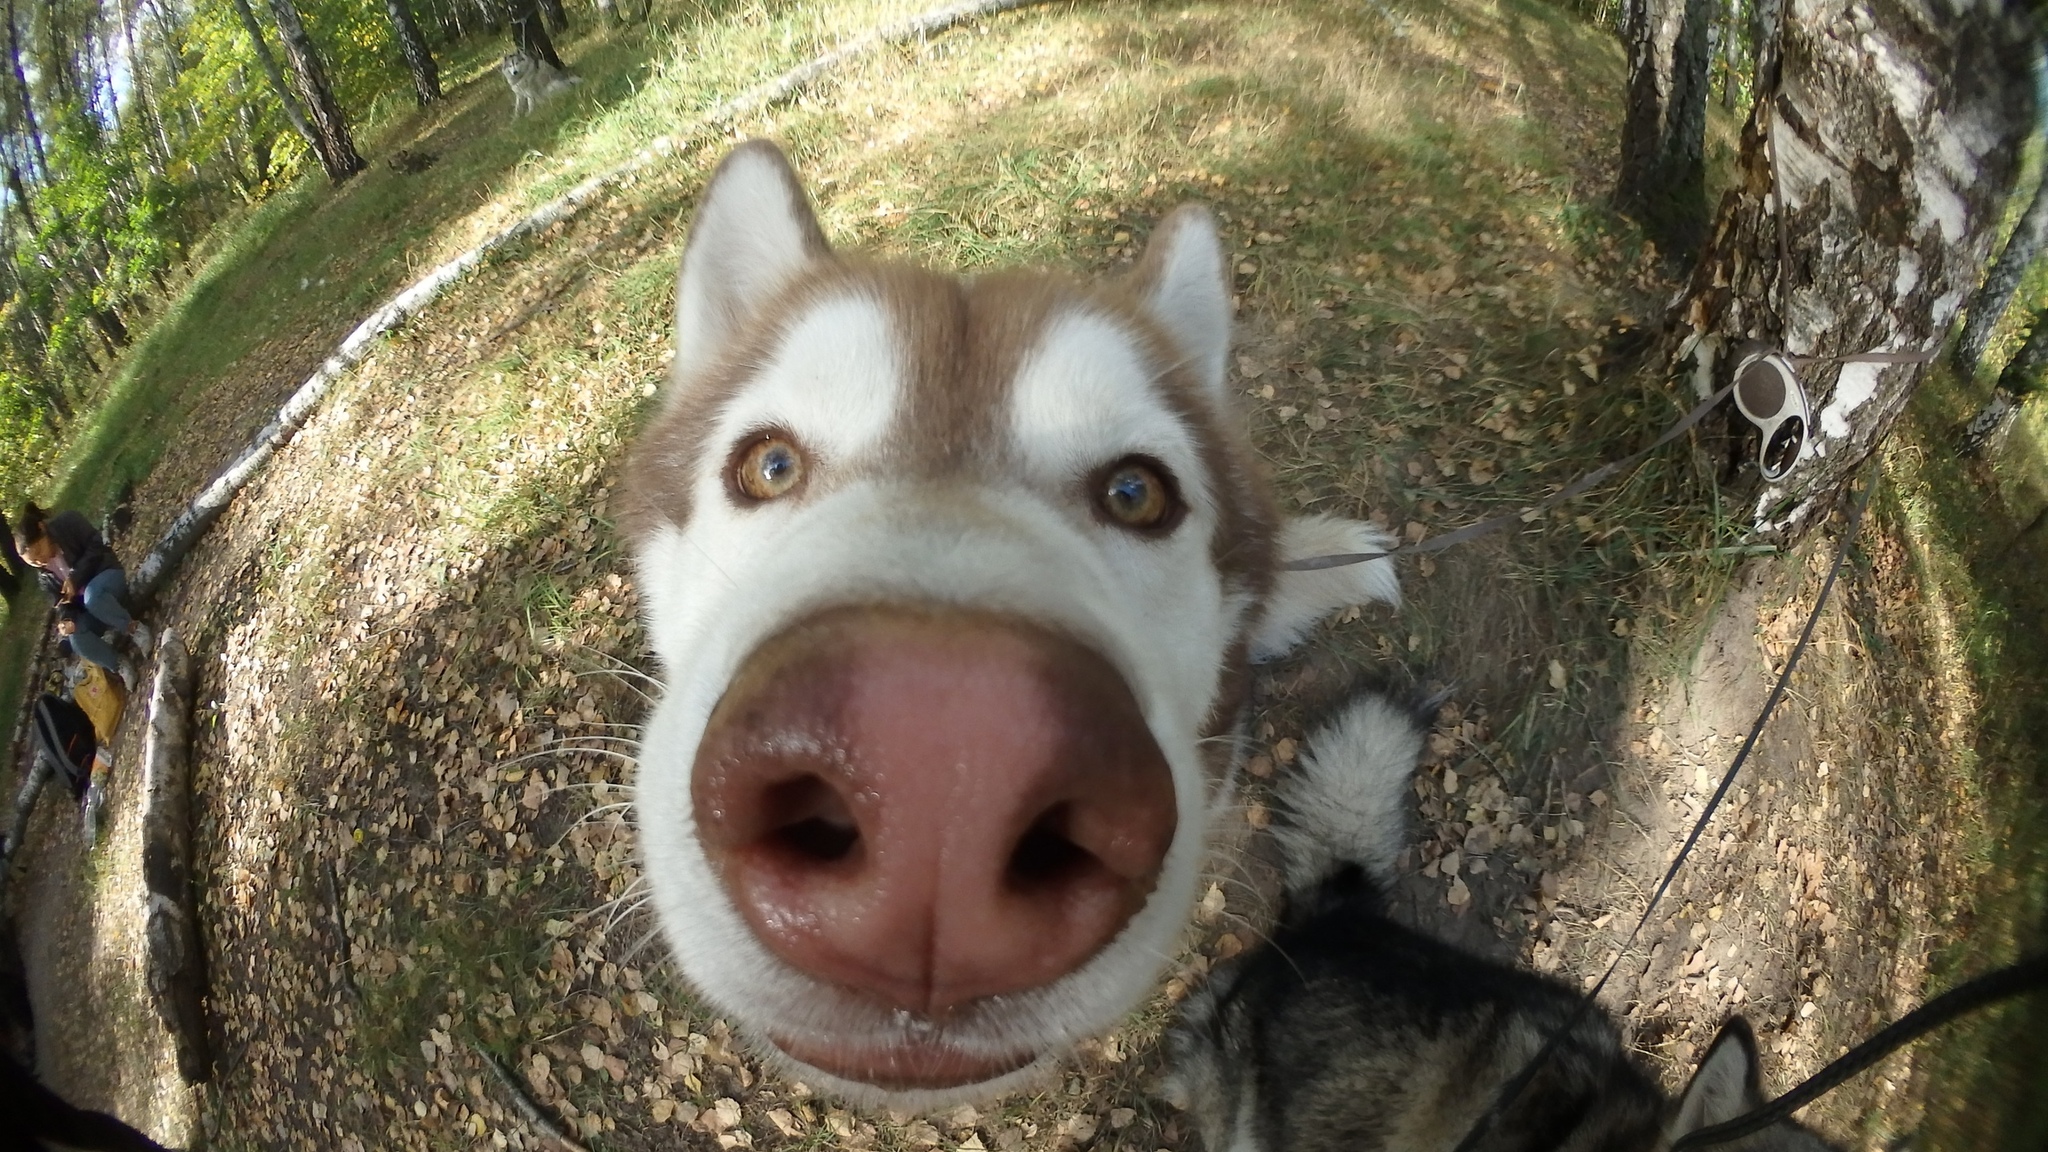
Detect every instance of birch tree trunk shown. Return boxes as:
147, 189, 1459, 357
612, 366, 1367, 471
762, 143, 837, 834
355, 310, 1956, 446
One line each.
266, 0, 366, 183
5, 0, 49, 181
1963, 304, 2047, 454
383, 0, 442, 106
225, 0, 321, 161
1615, 0, 1714, 256
1956, 112, 2048, 375
507, 0, 565, 70
1666, 0, 2036, 538
140, 632, 210, 1084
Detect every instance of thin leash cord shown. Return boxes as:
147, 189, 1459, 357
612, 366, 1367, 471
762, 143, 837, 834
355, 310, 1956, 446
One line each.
1670, 953, 2048, 1151
1282, 383, 1734, 571
1279, 349, 1918, 574
1449, 475, 1875, 1152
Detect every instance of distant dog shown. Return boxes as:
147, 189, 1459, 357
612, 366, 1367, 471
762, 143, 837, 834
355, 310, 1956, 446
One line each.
623, 140, 1399, 1108
1162, 695, 1838, 1152
499, 49, 581, 117
594, 0, 650, 24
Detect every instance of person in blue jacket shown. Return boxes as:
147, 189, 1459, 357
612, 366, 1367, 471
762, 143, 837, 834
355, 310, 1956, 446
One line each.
14, 502, 151, 681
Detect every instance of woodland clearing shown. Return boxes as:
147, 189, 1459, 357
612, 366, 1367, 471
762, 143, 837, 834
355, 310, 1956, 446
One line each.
2, 2, 2045, 1150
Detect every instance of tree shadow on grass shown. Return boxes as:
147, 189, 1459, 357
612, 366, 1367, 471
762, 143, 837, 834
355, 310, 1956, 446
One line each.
1889, 381, 2048, 1151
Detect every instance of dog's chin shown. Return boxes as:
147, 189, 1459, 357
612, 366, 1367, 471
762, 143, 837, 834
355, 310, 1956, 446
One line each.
767, 1031, 1046, 1103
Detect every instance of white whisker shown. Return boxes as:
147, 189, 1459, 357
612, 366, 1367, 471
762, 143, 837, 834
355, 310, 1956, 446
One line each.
547, 733, 643, 748
542, 780, 639, 797
571, 666, 659, 704
556, 801, 637, 844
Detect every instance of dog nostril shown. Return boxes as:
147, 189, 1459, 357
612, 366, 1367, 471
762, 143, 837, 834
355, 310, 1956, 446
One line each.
777, 815, 859, 862
761, 776, 861, 864
1007, 804, 1097, 889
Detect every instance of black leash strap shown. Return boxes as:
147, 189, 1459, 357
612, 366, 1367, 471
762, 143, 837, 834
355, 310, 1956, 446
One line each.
1670, 953, 2048, 1151
1448, 476, 1874, 1152
1283, 384, 1735, 571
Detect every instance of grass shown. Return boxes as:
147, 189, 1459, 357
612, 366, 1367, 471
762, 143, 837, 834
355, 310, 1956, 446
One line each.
8, 0, 2048, 1148
1862, 138, 2048, 1150
1877, 358, 2048, 1152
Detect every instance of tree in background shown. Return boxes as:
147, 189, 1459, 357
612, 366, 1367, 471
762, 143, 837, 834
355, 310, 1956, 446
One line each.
265, 0, 364, 182
226, 0, 324, 166
506, 0, 565, 70
383, 0, 442, 107
1614, 0, 1713, 258
1662, 1, 2036, 537
1956, 170, 2048, 377
1954, 55, 2048, 384
1964, 306, 2048, 456
0, 0, 514, 500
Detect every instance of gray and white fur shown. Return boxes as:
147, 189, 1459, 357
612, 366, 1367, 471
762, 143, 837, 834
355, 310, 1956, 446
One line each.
499, 48, 582, 117
1161, 694, 1839, 1152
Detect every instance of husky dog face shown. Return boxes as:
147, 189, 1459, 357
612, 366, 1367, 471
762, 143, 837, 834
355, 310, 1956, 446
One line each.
500, 49, 535, 85
625, 140, 1316, 1107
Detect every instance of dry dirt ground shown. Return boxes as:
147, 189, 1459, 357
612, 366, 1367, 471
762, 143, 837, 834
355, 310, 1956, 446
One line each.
1, 3, 2037, 1151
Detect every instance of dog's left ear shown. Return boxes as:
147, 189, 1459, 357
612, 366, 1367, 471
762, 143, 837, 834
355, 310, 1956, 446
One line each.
1130, 205, 1231, 401
672, 139, 832, 390
1668, 1019, 1765, 1141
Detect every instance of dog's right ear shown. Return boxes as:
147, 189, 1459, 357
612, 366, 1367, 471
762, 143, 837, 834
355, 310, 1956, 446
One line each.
671, 139, 832, 390
1130, 205, 1230, 402
1668, 1019, 1764, 1142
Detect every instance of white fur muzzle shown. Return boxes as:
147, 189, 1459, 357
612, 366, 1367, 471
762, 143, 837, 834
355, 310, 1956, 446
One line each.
625, 140, 1394, 1108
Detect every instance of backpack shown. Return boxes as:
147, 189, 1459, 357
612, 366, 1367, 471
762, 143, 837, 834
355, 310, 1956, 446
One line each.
71, 663, 125, 745
30, 695, 96, 800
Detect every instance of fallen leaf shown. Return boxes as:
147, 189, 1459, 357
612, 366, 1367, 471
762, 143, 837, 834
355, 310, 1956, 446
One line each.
706, 1098, 743, 1134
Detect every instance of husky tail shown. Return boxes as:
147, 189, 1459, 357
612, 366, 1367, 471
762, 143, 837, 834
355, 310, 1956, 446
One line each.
1270, 693, 1426, 895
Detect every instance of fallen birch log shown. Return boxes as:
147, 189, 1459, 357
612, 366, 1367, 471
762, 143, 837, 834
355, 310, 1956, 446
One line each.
127, 0, 1051, 608
139, 631, 209, 1084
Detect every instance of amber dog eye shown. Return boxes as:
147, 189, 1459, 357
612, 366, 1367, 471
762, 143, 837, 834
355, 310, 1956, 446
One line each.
1096, 458, 1181, 532
734, 434, 805, 502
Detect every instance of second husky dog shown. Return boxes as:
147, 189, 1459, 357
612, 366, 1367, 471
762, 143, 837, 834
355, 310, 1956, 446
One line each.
1162, 695, 1837, 1152
500, 48, 581, 117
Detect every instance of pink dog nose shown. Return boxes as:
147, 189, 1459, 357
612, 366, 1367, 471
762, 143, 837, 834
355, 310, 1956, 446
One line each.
692, 605, 1177, 1016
